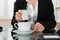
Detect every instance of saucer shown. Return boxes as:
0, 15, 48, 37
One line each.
13, 30, 34, 35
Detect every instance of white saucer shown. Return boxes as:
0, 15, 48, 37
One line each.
13, 30, 34, 35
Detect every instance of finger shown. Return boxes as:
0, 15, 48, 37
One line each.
38, 26, 45, 32
36, 24, 40, 31
16, 12, 21, 17
15, 17, 20, 22
35, 22, 41, 31
16, 18, 22, 22
38, 28, 43, 33
15, 15, 22, 22
15, 17, 21, 22
32, 25, 35, 30
38, 27, 42, 32
34, 23, 39, 31
35, 23, 42, 32
18, 10, 22, 15
16, 12, 22, 19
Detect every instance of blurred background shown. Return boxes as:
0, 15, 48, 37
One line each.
0, 0, 60, 40
0, 0, 60, 31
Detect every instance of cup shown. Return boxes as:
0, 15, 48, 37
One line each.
21, 9, 29, 20
14, 22, 32, 32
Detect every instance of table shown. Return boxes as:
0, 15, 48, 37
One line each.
33, 33, 60, 40
13, 32, 60, 40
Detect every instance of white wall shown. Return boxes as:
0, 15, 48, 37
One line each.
0, 0, 15, 19
0, 0, 5, 19
8, 0, 16, 19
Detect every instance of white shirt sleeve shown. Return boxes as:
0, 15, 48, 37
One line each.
27, 2, 34, 18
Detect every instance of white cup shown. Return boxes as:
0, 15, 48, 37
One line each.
14, 22, 32, 32
21, 10, 29, 20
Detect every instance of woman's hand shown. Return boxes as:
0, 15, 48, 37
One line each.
15, 10, 22, 22
32, 22, 45, 33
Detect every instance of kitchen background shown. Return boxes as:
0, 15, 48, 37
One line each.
0, 0, 60, 40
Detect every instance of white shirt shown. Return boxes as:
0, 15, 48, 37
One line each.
26, 0, 38, 22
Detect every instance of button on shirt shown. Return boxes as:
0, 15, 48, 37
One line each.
26, 0, 38, 22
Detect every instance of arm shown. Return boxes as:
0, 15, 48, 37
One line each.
11, 0, 27, 28
37, 0, 56, 32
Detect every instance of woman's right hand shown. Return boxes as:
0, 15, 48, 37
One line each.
15, 10, 22, 22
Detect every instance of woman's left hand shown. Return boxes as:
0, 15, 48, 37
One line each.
32, 22, 45, 33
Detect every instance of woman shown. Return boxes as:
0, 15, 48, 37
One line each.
11, 0, 56, 38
